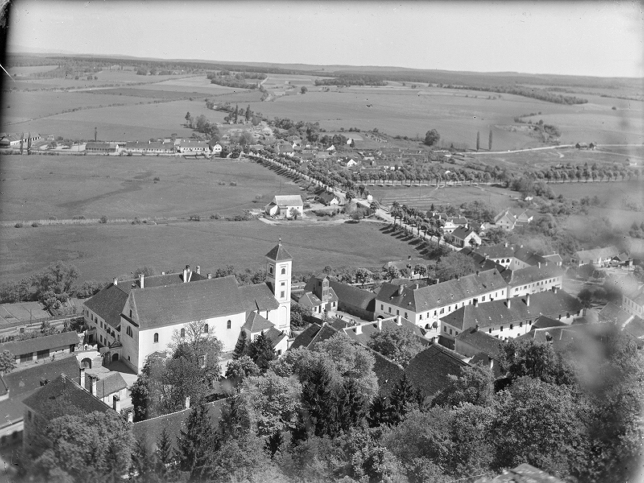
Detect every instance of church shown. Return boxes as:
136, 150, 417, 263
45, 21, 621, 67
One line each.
82, 242, 293, 373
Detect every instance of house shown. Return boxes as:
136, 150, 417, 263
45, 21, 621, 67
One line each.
0, 356, 79, 447
210, 143, 223, 154
176, 140, 209, 154
442, 217, 469, 234
375, 269, 509, 329
22, 374, 114, 458
490, 209, 519, 231
461, 243, 556, 271
328, 280, 377, 321
622, 283, 644, 319
455, 326, 504, 360
475, 463, 565, 483
573, 246, 620, 267
342, 316, 429, 348
264, 195, 304, 219
80, 366, 128, 407
0, 332, 80, 366
404, 344, 469, 399
294, 275, 339, 316
85, 142, 120, 154
450, 226, 481, 248
440, 289, 584, 342
502, 263, 565, 298
0, 133, 21, 148
318, 191, 341, 206
83, 242, 292, 373
125, 141, 176, 155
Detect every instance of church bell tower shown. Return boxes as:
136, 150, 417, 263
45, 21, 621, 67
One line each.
265, 239, 292, 332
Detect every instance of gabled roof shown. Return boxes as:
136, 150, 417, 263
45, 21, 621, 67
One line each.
265, 242, 292, 262
273, 195, 303, 207
0, 331, 80, 357
451, 226, 477, 240
455, 327, 503, 357
289, 324, 322, 350
133, 398, 227, 451
84, 284, 130, 329
130, 276, 245, 330
292, 291, 324, 309
23, 374, 111, 421
342, 318, 426, 347
574, 246, 620, 262
264, 327, 287, 348
376, 269, 507, 313
624, 317, 644, 339
441, 290, 582, 330
598, 302, 634, 326
503, 264, 565, 287
328, 281, 376, 312
404, 344, 469, 398
84, 369, 128, 398
243, 312, 274, 333
533, 315, 569, 329
239, 283, 280, 313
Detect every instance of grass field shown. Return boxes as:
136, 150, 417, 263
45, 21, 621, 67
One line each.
7, 65, 59, 75
0, 219, 422, 284
6, 71, 185, 89
86, 88, 204, 99
0, 156, 296, 221
2, 91, 157, 125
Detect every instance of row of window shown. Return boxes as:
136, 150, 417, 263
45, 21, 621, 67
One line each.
147, 322, 232, 344
513, 279, 559, 293
444, 319, 533, 335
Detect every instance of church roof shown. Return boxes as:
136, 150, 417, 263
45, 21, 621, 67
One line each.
265, 242, 292, 262
243, 312, 274, 333
240, 283, 280, 313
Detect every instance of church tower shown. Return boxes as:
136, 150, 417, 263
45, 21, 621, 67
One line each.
265, 240, 292, 332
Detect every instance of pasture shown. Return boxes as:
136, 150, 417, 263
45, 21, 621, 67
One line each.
0, 219, 420, 284
5, 70, 184, 89
7, 65, 59, 75
0, 156, 293, 222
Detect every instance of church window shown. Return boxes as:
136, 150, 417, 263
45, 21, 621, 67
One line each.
227, 320, 231, 329
153, 333, 159, 343
126, 326, 133, 337
203, 324, 209, 333
269, 265, 274, 274
180, 328, 185, 338
280, 291, 285, 298
281, 267, 286, 275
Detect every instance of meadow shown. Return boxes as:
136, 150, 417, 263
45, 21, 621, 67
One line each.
0, 219, 420, 284
0, 156, 295, 222
7, 65, 59, 75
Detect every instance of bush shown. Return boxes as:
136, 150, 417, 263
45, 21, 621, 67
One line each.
48, 216, 57, 221
99, 215, 108, 224
14, 222, 23, 228
31, 222, 40, 228
189, 215, 201, 222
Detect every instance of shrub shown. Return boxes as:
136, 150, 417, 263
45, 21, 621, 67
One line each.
31, 222, 39, 228
189, 215, 201, 222
99, 215, 108, 224
48, 216, 57, 221
229, 182, 237, 186
14, 222, 23, 228
153, 177, 160, 182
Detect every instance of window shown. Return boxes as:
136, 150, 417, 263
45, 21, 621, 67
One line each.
489, 329, 492, 334
381, 304, 384, 310
269, 265, 274, 274
404, 312, 408, 318
126, 326, 133, 337
510, 324, 514, 330
449, 329, 452, 335
419, 314, 423, 320
280, 291, 285, 298
388, 307, 392, 313
519, 321, 523, 328
281, 267, 286, 275
129, 309, 132, 318
180, 328, 185, 338
396, 310, 400, 315
280, 281, 285, 286
500, 326, 503, 331
203, 324, 209, 333
444, 326, 447, 332
153, 333, 159, 343
227, 320, 232, 329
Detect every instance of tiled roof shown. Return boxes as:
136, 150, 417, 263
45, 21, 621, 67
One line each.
130, 276, 245, 330
273, 195, 303, 207
0, 331, 80, 357
504, 264, 564, 287
133, 398, 227, 451
471, 243, 550, 267
458, 249, 504, 272
369, 349, 404, 396
441, 290, 582, 330
84, 368, 128, 398
624, 317, 644, 339
470, 352, 503, 378
533, 315, 569, 329
84, 284, 129, 329
404, 344, 468, 398
542, 254, 563, 264
385, 258, 427, 270
475, 463, 565, 483
289, 324, 321, 350
451, 226, 476, 240
598, 302, 635, 326
23, 374, 111, 421
455, 327, 503, 357
575, 246, 619, 263
318, 192, 339, 203
329, 281, 377, 312
342, 318, 426, 347
242, 312, 274, 333
293, 291, 324, 309
265, 243, 292, 262
239, 283, 280, 313
264, 327, 287, 348
377, 269, 508, 313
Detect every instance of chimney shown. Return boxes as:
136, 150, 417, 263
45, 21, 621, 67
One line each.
396, 315, 402, 326
113, 277, 118, 286
526, 293, 531, 307
139, 273, 144, 289
127, 411, 134, 423
207, 273, 212, 279
161, 271, 165, 275
90, 376, 97, 396
183, 265, 190, 283
185, 396, 191, 409
80, 367, 86, 389
538, 262, 541, 269
196, 265, 201, 275
113, 395, 121, 413
506, 298, 511, 309
489, 356, 494, 370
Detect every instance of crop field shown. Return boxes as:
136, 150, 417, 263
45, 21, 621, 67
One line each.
0, 219, 420, 284
0, 155, 294, 222
371, 184, 516, 211
1, 98, 229, 141
1, 91, 157, 125
262, 74, 325, 89
139, 77, 243, 95
7, 65, 59, 75
86, 88, 204, 99
5, 71, 184, 89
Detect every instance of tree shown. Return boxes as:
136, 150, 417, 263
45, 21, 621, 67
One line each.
431, 364, 495, 408
185, 112, 193, 128
498, 338, 575, 386
476, 131, 480, 151
224, 355, 260, 385
239, 130, 254, 146
35, 411, 135, 482
31, 261, 79, 304
175, 401, 216, 482
368, 326, 424, 367
291, 302, 312, 329
246, 331, 276, 371
488, 129, 493, 151
233, 104, 239, 123
245, 104, 251, 121
387, 374, 423, 425
435, 252, 477, 281
0, 350, 15, 374
424, 129, 440, 147
131, 436, 157, 483
155, 427, 176, 481
299, 360, 339, 437
300, 86, 308, 94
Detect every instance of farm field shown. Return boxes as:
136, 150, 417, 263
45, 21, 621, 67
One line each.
371, 184, 516, 211
6, 70, 185, 89
0, 156, 292, 222
0, 219, 420, 284
549, 179, 644, 204
7, 65, 59, 75
138, 76, 245, 95
85, 88, 206, 99
1, 90, 157, 125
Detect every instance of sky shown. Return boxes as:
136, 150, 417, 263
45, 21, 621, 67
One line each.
6, 0, 644, 78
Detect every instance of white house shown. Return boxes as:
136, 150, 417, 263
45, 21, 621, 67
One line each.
83, 243, 293, 373
265, 195, 304, 219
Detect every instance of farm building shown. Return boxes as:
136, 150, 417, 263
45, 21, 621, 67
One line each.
0, 133, 21, 148
442, 217, 469, 234
573, 246, 622, 267
176, 140, 209, 154
82, 242, 292, 373
85, 142, 120, 154
264, 195, 304, 219
318, 191, 341, 206
124, 141, 175, 155
80, 365, 128, 407
450, 227, 481, 248
0, 332, 80, 366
